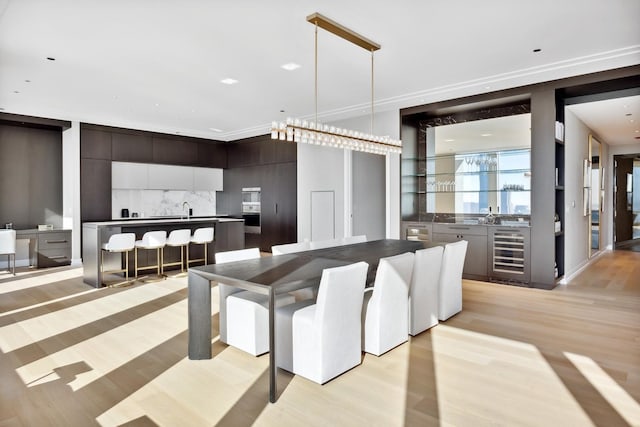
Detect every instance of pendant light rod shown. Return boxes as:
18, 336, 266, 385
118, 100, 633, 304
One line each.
306, 13, 381, 52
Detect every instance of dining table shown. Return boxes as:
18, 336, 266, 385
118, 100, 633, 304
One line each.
187, 238, 428, 403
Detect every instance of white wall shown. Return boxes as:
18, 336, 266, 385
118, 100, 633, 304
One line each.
297, 143, 345, 241
62, 121, 82, 264
564, 110, 592, 276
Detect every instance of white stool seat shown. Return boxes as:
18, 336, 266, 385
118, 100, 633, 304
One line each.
188, 227, 214, 266
163, 229, 191, 274
101, 233, 136, 286
134, 231, 167, 279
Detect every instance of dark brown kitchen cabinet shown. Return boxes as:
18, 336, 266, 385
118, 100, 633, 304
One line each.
197, 142, 227, 168
153, 137, 198, 165
81, 128, 112, 159
260, 162, 297, 251
111, 132, 153, 162
81, 158, 111, 221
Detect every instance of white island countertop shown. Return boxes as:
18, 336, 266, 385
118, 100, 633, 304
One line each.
82, 216, 243, 227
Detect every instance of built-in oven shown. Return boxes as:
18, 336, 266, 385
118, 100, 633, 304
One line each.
241, 187, 261, 234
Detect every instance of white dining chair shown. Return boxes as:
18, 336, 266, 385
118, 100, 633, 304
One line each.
438, 240, 468, 321
271, 241, 310, 255
362, 251, 414, 356
409, 246, 444, 336
342, 235, 367, 245
215, 247, 261, 344
272, 241, 315, 301
276, 261, 369, 384
0, 230, 17, 276
309, 238, 342, 250
220, 248, 296, 355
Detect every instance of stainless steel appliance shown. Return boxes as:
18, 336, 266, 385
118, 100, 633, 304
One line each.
241, 187, 261, 234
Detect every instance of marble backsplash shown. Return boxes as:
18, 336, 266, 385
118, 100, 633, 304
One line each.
112, 190, 216, 219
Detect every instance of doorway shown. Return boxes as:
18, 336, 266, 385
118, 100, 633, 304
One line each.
614, 154, 640, 251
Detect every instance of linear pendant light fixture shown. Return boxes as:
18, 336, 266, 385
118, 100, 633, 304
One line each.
270, 12, 402, 155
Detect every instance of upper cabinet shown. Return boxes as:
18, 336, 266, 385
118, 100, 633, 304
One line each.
148, 164, 194, 190
112, 162, 223, 191
193, 167, 223, 191
112, 162, 148, 189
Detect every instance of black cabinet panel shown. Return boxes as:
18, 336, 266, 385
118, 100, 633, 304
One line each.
111, 132, 153, 162
153, 137, 198, 165
197, 141, 227, 168
0, 124, 62, 229
81, 158, 111, 221
275, 139, 297, 163
260, 162, 296, 251
81, 128, 112, 159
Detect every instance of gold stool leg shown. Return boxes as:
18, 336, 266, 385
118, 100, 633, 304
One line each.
204, 242, 208, 266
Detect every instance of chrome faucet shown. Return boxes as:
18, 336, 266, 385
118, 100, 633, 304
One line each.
182, 201, 191, 220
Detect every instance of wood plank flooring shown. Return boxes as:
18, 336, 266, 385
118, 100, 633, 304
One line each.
0, 250, 638, 426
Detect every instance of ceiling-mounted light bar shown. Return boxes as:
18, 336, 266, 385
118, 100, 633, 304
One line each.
271, 12, 401, 156
306, 12, 381, 52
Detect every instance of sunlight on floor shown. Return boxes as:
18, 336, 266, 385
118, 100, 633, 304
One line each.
0, 267, 83, 294
431, 324, 593, 426
0, 280, 183, 352
565, 351, 640, 425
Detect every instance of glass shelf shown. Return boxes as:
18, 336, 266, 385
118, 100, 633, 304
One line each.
403, 189, 531, 194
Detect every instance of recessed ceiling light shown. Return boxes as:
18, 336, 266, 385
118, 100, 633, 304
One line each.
209, 127, 223, 132
46, 57, 55, 61
25, 79, 31, 83
280, 109, 285, 113
484, 86, 491, 90
445, 139, 455, 142
625, 113, 632, 116
533, 48, 542, 53
221, 78, 238, 85
481, 133, 492, 137
13, 90, 19, 94
281, 63, 301, 71
154, 103, 159, 107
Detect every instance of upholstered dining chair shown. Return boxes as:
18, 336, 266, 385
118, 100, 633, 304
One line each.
271, 241, 310, 255
362, 251, 414, 356
438, 240, 468, 321
0, 230, 17, 276
309, 238, 342, 250
276, 261, 369, 384
220, 248, 296, 355
272, 241, 315, 301
341, 235, 367, 245
409, 246, 444, 336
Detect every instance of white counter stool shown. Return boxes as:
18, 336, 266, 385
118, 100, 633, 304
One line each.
0, 230, 17, 276
162, 229, 191, 276
101, 233, 136, 287
134, 231, 167, 281
187, 227, 214, 266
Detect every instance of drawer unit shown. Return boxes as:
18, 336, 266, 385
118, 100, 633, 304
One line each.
432, 224, 487, 278
488, 227, 530, 284
37, 230, 72, 268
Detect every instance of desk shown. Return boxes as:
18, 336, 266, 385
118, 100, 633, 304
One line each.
188, 239, 427, 403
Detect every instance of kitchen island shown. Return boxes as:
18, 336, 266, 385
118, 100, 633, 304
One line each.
82, 217, 244, 287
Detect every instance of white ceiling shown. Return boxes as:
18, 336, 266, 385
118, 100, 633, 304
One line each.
567, 95, 640, 146
1, 0, 639, 143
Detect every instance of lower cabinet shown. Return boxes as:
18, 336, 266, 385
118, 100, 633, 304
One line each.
402, 222, 532, 285
37, 230, 72, 267
433, 224, 488, 279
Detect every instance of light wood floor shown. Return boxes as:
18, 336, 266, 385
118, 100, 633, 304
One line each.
0, 250, 638, 426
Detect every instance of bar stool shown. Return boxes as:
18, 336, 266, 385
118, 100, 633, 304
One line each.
134, 231, 167, 280
187, 227, 214, 266
163, 229, 191, 276
100, 233, 136, 287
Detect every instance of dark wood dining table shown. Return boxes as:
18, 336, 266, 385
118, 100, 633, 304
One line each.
187, 239, 427, 403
